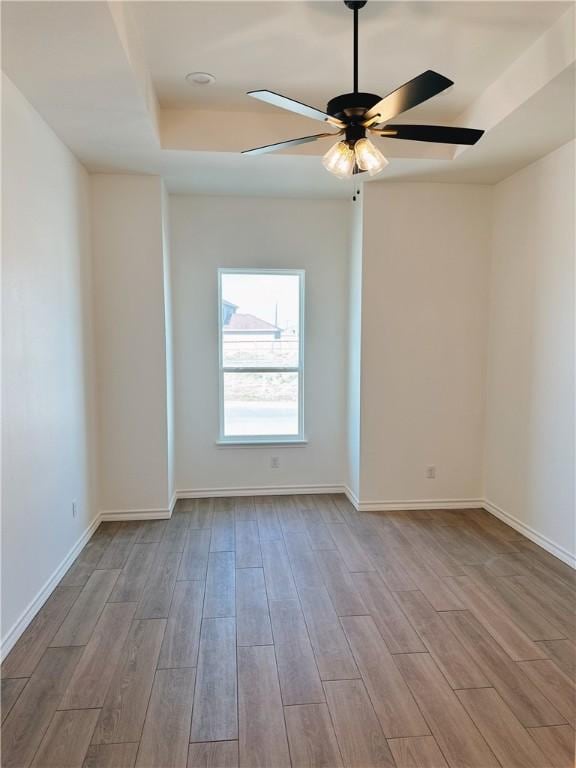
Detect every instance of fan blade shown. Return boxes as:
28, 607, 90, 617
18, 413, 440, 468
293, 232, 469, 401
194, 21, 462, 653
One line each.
374, 124, 484, 145
363, 70, 453, 125
247, 90, 345, 127
242, 132, 336, 156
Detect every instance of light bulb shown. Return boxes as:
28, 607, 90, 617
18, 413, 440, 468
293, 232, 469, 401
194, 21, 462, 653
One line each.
354, 138, 389, 176
322, 141, 356, 179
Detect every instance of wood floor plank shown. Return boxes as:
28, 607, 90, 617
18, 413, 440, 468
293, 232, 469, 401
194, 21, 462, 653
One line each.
211, 498, 235, 552
536, 639, 576, 678
187, 741, 239, 768
457, 688, 551, 768
31, 709, 99, 768
161, 510, 191, 553
485, 554, 531, 577
268, 599, 325, 706
297, 586, 359, 681
284, 531, 325, 590
1, 677, 27, 724
1, 646, 83, 768
60, 526, 118, 587
401, 560, 466, 612
179, 529, 211, 581
2, 587, 81, 677
461, 519, 520, 555
505, 575, 576, 640
354, 527, 418, 591
235, 521, 261, 569
441, 611, 567, 727
276, 495, 307, 534
323, 679, 396, 768
190, 618, 237, 743
83, 744, 139, 768
305, 521, 337, 550
314, 496, 345, 524
518, 660, 576, 727
59, 602, 136, 709
97, 523, 141, 569
468, 509, 526, 543
91, 618, 166, 744
284, 702, 344, 768
135, 520, 167, 543
527, 725, 576, 768
203, 551, 235, 618
235, 496, 256, 521
352, 572, 426, 654
51, 570, 120, 647
387, 736, 449, 768
427, 521, 494, 565
330, 494, 359, 526
341, 615, 429, 738
157, 579, 204, 668
444, 576, 549, 661
236, 568, 273, 646
515, 540, 576, 587
394, 590, 490, 689
187, 498, 214, 529
386, 520, 466, 579
316, 550, 369, 616
237, 645, 291, 768
464, 566, 566, 641
255, 496, 283, 542
6, 495, 573, 768
136, 668, 195, 768
327, 524, 374, 572
261, 539, 298, 600
135, 550, 181, 619
108, 543, 159, 602
394, 653, 500, 768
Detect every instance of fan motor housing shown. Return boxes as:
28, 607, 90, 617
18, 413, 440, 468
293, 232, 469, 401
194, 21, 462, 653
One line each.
327, 92, 381, 120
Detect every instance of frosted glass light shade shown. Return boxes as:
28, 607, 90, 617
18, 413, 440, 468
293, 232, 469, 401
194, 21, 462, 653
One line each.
322, 141, 356, 179
354, 138, 388, 176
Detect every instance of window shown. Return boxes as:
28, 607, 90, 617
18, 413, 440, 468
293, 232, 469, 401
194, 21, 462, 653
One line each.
218, 268, 304, 443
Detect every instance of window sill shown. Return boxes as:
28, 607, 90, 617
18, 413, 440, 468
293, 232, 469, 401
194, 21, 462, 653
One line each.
215, 439, 308, 448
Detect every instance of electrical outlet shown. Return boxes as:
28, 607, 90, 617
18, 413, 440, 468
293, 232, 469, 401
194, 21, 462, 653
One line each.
72, 500, 78, 518
270, 456, 280, 469
426, 465, 436, 480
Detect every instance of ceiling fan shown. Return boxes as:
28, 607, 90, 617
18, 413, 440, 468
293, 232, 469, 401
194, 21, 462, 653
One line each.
242, 0, 484, 179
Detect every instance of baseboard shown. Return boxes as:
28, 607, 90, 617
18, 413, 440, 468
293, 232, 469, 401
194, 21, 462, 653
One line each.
344, 485, 360, 509
176, 484, 344, 499
1, 513, 102, 662
483, 499, 576, 569
343, 486, 483, 512
100, 508, 172, 521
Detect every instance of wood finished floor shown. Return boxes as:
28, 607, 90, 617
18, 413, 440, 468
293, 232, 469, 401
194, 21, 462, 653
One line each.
2, 494, 575, 768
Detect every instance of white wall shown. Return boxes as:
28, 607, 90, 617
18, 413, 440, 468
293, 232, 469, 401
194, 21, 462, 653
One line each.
170, 195, 349, 492
347, 195, 363, 499
2, 75, 96, 647
358, 182, 492, 505
91, 174, 171, 514
161, 185, 175, 502
484, 140, 575, 562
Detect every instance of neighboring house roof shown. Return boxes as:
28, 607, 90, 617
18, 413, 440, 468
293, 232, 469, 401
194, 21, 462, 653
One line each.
224, 313, 280, 332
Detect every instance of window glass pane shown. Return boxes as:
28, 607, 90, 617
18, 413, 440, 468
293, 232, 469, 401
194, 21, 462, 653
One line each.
221, 273, 300, 368
223, 372, 299, 436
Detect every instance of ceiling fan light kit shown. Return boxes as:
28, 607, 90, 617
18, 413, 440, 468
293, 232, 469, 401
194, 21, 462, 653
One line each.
242, 0, 485, 180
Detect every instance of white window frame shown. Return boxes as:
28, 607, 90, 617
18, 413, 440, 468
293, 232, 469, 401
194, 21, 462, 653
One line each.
217, 267, 305, 445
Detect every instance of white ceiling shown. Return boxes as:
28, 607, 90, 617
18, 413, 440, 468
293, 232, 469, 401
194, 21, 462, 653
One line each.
2, 0, 575, 197
134, 1, 568, 117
